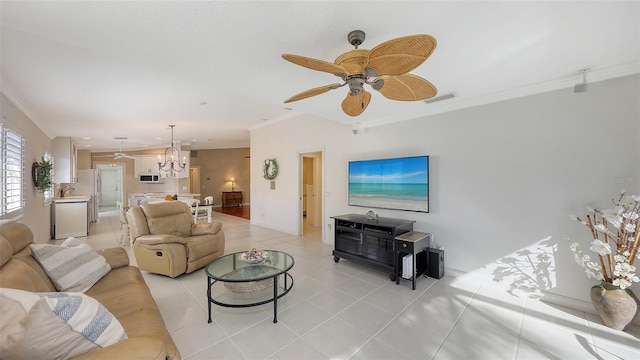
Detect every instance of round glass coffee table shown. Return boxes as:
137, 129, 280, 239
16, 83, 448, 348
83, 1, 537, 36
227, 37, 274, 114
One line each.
205, 250, 294, 323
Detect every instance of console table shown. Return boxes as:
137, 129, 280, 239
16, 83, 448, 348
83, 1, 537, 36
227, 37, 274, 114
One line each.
222, 191, 243, 207
331, 214, 414, 280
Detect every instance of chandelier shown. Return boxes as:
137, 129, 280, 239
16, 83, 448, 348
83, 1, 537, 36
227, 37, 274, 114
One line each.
158, 125, 186, 175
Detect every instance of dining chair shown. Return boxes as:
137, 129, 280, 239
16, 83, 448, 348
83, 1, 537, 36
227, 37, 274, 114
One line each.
116, 200, 130, 246
179, 199, 200, 222
195, 196, 213, 223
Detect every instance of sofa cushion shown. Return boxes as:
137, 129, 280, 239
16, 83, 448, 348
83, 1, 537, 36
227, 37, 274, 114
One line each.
96, 247, 130, 269
0, 288, 127, 360
0, 222, 57, 292
30, 237, 110, 293
84, 265, 181, 360
141, 202, 193, 237
191, 222, 222, 235
0, 221, 34, 263
0, 235, 13, 268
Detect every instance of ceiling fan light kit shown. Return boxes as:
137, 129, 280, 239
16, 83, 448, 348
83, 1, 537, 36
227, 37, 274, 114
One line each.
282, 30, 438, 116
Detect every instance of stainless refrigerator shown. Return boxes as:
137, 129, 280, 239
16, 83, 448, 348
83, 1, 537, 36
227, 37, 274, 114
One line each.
74, 169, 100, 222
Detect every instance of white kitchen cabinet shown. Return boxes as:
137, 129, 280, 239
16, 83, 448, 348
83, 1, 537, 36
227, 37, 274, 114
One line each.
53, 137, 77, 183
51, 199, 88, 239
135, 152, 190, 178
135, 156, 160, 175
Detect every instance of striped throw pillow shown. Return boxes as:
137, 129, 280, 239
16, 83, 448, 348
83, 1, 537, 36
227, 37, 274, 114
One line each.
0, 288, 127, 360
30, 237, 110, 293
37, 292, 127, 347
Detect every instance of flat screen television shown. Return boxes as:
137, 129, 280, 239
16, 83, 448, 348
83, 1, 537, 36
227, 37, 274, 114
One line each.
348, 155, 429, 213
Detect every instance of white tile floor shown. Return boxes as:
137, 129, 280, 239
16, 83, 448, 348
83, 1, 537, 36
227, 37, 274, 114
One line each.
87, 209, 640, 360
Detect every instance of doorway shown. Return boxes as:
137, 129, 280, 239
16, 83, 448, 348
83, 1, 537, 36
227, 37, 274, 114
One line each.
300, 151, 323, 238
189, 166, 200, 195
97, 164, 123, 212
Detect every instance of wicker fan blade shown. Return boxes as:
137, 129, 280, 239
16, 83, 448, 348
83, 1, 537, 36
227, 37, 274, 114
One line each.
367, 35, 436, 76
334, 49, 370, 76
282, 54, 346, 75
374, 74, 437, 101
284, 83, 342, 103
341, 90, 371, 117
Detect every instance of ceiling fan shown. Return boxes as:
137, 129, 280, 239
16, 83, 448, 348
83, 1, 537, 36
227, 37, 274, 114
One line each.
282, 30, 438, 116
94, 140, 140, 160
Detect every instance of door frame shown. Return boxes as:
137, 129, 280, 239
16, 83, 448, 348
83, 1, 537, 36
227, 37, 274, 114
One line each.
96, 163, 124, 208
189, 166, 201, 196
298, 148, 324, 239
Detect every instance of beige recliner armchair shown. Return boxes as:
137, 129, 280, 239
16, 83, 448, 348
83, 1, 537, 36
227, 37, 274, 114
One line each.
126, 201, 225, 277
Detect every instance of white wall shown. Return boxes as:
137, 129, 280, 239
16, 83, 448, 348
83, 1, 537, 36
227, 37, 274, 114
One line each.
250, 74, 640, 304
250, 115, 347, 234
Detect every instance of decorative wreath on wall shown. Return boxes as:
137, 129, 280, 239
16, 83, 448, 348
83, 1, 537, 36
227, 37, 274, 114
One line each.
263, 158, 279, 180
32, 157, 53, 192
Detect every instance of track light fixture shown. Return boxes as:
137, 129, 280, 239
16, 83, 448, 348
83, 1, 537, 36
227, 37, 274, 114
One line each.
574, 69, 589, 93
352, 122, 364, 135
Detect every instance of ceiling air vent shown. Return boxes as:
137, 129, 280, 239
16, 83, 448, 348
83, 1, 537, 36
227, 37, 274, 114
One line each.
424, 92, 455, 104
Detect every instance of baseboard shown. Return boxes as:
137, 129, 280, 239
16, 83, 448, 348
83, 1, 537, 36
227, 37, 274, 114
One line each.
249, 219, 296, 235
541, 290, 640, 326
442, 267, 640, 326
540, 291, 595, 314
442, 267, 465, 279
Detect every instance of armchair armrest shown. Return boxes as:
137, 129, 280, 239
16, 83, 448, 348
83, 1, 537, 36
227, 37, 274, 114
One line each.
96, 247, 130, 269
191, 222, 222, 236
135, 234, 186, 246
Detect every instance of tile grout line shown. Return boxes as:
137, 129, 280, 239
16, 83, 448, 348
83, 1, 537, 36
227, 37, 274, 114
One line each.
347, 276, 439, 359
428, 281, 481, 360
582, 310, 601, 357
259, 275, 393, 359
513, 295, 529, 360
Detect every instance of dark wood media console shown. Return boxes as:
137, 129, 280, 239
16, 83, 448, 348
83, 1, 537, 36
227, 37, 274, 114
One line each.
331, 214, 414, 280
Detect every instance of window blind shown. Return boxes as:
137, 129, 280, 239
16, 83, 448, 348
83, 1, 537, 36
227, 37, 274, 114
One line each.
1, 123, 25, 218
43, 152, 54, 204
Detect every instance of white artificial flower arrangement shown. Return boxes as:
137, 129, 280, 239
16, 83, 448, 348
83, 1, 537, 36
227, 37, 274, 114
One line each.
570, 190, 640, 290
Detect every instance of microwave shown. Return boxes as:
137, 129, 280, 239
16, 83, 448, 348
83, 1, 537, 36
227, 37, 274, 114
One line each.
139, 174, 164, 183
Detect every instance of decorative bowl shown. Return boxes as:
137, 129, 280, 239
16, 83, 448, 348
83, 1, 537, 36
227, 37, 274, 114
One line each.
239, 249, 268, 264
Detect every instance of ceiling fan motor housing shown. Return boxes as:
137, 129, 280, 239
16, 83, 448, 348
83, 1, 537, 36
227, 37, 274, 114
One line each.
346, 75, 366, 95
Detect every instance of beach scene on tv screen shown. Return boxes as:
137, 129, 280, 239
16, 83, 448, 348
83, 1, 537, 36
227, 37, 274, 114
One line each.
349, 156, 429, 212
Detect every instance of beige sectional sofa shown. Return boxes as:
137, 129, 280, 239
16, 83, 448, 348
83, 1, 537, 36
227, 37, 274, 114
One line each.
0, 221, 181, 360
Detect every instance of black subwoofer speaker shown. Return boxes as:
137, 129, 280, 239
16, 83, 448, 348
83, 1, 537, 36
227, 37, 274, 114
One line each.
427, 248, 444, 279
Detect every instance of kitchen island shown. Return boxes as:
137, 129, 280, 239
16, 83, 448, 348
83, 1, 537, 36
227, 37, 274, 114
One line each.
128, 192, 201, 207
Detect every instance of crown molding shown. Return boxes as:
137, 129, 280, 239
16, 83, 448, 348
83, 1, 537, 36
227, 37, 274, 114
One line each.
365, 61, 640, 129
248, 109, 305, 131
0, 73, 55, 139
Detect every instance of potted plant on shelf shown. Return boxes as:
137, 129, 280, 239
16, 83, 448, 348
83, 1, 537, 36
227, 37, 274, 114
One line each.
570, 190, 640, 330
32, 157, 53, 193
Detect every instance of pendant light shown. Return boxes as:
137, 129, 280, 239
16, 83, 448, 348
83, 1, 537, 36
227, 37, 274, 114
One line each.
158, 125, 186, 176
